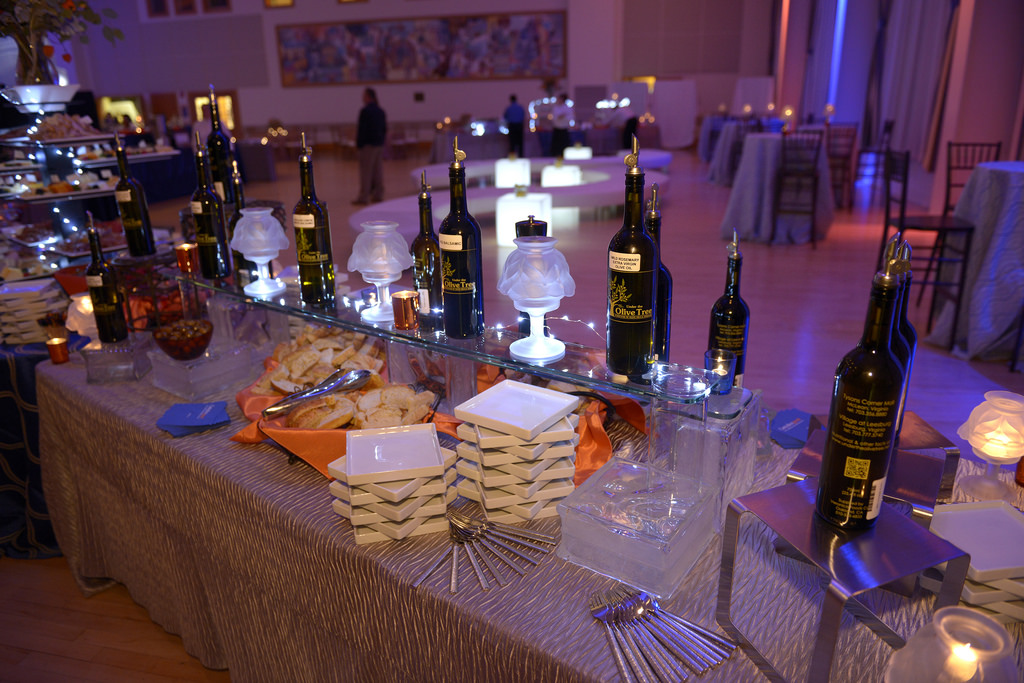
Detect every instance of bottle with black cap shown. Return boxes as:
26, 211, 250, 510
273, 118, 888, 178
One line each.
439, 137, 485, 338
411, 171, 442, 331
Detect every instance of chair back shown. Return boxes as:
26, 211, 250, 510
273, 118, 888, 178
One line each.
826, 123, 858, 160
944, 141, 1001, 213
883, 150, 910, 232
781, 131, 823, 174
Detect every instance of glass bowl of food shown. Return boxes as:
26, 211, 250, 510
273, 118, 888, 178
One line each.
153, 319, 214, 361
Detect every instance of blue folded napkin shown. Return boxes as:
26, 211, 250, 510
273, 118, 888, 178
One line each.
157, 402, 230, 438
771, 408, 815, 449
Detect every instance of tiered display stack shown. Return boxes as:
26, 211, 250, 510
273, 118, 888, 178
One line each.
327, 423, 457, 545
920, 501, 1024, 624
0, 278, 65, 344
453, 380, 579, 523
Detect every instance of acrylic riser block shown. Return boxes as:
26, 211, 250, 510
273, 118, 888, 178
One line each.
81, 335, 152, 383
385, 340, 476, 416
148, 342, 255, 401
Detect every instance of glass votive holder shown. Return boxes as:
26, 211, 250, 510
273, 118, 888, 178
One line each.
46, 337, 70, 365
175, 243, 199, 274
392, 290, 419, 331
704, 348, 737, 395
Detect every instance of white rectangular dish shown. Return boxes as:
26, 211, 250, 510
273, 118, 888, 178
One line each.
329, 467, 456, 505
454, 381, 579, 440
456, 414, 580, 448
456, 477, 575, 509
344, 423, 444, 485
349, 514, 449, 545
496, 456, 575, 482
931, 501, 1024, 582
330, 489, 456, 524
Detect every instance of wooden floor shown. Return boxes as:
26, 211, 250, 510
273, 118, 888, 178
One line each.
2, 144, 1022, 681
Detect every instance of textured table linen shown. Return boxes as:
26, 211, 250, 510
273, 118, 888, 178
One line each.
707, 121, 743, 186
37, 360, 1022, 682
719, 133, 835, 245
929, 161, 1024, 359
0, 335, 88, 558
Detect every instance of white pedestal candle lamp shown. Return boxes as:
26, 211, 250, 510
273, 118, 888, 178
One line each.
497, 236, 575, 364
228, 207, 289, 299
347, 220, 414, 324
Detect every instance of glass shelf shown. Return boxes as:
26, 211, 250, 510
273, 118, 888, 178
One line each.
189, 277, 692, 402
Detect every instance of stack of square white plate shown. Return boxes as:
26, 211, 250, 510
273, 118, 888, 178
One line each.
0, 278, 65, 344
453, 380, 580, 523
326, 423, 457, 545
919, 500, 1024, 623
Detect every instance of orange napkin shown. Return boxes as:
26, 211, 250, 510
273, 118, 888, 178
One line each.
231, 364, 460, 478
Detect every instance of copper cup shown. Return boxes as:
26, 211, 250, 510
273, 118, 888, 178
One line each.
175, 243, 199, 274
46, 337, 70, 364
392, 291, 420, 331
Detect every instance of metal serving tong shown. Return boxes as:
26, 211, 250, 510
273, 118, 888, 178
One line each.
261, 368, 373, 420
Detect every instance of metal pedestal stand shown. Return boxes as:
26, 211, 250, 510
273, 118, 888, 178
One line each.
716, 479, 970, 682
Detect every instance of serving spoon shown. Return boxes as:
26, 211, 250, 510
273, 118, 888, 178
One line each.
261, 368, 373, 419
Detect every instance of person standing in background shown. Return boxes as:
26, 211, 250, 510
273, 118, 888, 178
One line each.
354, 87, 387, 205
550, 93, 572, 158
504, 94, 525, 157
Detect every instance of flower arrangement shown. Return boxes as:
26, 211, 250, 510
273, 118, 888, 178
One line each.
0, 0, 123, 84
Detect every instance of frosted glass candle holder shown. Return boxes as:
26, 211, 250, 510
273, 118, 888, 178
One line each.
347, 220, 414, 324
229, 207, 289, 299
497, 236, 575, 364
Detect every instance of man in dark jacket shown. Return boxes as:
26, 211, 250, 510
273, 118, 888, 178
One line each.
354, 88, 387, 205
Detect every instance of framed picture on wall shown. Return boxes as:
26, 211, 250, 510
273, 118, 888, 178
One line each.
276, 12, 566, 86
265, 0, 293, 6
174, 0, 197, 15
203, 0, 231, 11
147, 0, 170, 17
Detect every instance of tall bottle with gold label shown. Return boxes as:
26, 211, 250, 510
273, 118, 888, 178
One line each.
708, 229, 750, 387
292, 133, 335, 307
439, 137, 484, 338
606, 136, 658, 381
191, 131, 231, 279
645, 183, 672, 361
411, 171, 442, 331
112, 132, 155, 257
815, 259, 904, 530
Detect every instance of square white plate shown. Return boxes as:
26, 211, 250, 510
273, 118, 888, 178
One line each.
457, 477, 575, 509
457, 414, 580, 448
919, 569, 1017, 605
496, 456, 575, 482
989, 577, 1024, 599
983, 600, 1024, 621
330, 467, 456, 505
965, 604, 1018, 625
0, 278, 58, 301
331, 488, 456, 524
484, 504, 561, 524
345, 423, 444, 485
931, 501, 1024, 582
455, 439, 578, 466
454, 381, 579, 440
350, 515, 449, 545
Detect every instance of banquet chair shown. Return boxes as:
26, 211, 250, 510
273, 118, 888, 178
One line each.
826, 123, 858, 209
877, 143, 1000, 345
855, 119, 894, 183
771, 130, 823, 247
727, 119, 760, 184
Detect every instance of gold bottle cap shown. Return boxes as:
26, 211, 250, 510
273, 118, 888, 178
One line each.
451, 136, 466, 169
727, 228, 741, 260
392, 290, 420, 330
194, 130, 204, 155
113, 130, 123, 151
419, 170, 430, 200
299, 132, 311, 162
624, 135, 642, 176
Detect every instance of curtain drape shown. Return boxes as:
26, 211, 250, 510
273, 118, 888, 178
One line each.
799, 0, 838, 123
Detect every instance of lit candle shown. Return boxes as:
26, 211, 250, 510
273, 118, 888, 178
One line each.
945, 642, 978, 682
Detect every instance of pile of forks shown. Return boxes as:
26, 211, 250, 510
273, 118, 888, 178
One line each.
412, 508, 558, 594
589, 584, 736, 681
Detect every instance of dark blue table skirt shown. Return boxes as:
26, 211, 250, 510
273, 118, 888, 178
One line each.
0, 334, 88, 558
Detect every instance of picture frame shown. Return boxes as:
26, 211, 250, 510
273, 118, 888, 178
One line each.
276, 11, 566, 86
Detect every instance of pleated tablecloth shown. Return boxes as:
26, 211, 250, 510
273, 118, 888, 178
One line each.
37, 360, 1023, 682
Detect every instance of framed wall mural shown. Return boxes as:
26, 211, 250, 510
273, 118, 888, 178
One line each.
276, 12, 566, 86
